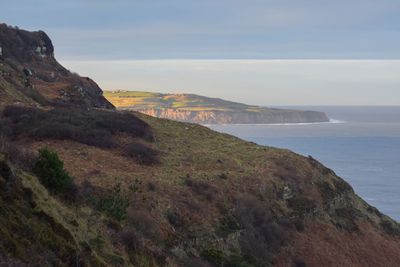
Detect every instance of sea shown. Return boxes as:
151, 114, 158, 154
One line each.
207, 106, 400, 221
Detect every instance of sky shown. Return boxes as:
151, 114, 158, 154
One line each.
1, 0, 400, 105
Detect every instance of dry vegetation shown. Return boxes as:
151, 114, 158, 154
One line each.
1, 106, 400, 266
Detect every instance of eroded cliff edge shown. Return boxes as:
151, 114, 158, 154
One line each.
104, 91, 329, 124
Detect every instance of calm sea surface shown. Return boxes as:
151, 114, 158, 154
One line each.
208, 106, 400, 221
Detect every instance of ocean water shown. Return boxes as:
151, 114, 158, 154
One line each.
208, 106, 400, 221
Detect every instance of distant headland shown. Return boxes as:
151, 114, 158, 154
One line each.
104, 90, 329, 124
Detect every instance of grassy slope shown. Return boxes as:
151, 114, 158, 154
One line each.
104, 90, 262, 112
12, 111, 400, 266
0, 157, 131, 266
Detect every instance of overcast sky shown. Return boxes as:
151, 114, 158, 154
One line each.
1, 0, 400, 105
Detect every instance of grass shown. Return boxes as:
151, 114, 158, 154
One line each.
1, 106, 160, 164
0, 157, 129, 266
103, 90, 253, 112
2, 108, 398, 266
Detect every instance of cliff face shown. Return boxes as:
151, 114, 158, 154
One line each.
0, 23, 113, 109
104, 91, 329, 124
140, 108, 329, 124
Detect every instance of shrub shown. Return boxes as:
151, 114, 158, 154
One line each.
201, 247, 224, 267
218, 214, 241, 237
333, 210, 359, 232
34, 148, 72, 194
123, 143, 159, 165
146, 181, 156, 191
380, 219, 400, 236
127, 209, 162, 241
287, 196, 317, 217
225, 255, 257, 267
293, 259, 307, 267
183, 258, 214, 267
166, 210, 184, 228
2, 105, 154, 148
0, 135, 36, 171
333, 178, 353, 194
234, 195, 290, 265
185, 178, 217, 201
91, 183, 129, 221
120, 229, 140, 252
62, 182, 80, 203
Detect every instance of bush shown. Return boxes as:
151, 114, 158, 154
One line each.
218, 214, 241, 237
2, 105, 154, 148
201, 247, 224, 267
120, 229, 140, 252
185, 178, 217, 201
333, 208, 359, 232
0, 135, 36, 171
183, 258, 214, 267
123, 143, 159, 165
127, 209, 162, 241
380, 219, 400, 236
166, 210, 184, 228
287, 196, 317, 217
91, 183, 129, 221
62, 182, 80, 203
34, 148, 72, 194
233, 195, 290, 265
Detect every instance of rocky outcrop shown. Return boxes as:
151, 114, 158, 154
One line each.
0, 23, 113, 109
138, 108, 329, 124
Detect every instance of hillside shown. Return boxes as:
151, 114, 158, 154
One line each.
1, 24, 400, 267
104, 90, 329, 124
0, 23, 113, 109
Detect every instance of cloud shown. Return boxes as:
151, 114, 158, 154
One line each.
61, 59, 400, 105
1, 0, 400, 59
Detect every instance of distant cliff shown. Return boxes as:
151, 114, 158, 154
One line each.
104, 90, 329, 124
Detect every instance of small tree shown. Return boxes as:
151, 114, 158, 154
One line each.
34, 148, 72, 194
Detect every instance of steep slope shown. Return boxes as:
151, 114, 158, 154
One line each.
3, 112, 399, 266
0, 23, 113, 109
0, 24, 399, 267
104, 90, 329, 124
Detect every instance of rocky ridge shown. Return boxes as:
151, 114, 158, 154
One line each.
0, 23, 113, 109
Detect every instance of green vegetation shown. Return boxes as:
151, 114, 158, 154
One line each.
34, 148, 72, 194
201, 247, 225, 266
0, 97, 398, 266
104, 90, 252, 111
1, 105, 153, 148
123, 142, 159, 165
218, 214, 241, 237
91, 183, 129, 221
7, 24, 397, 266
287, 196, 317, 218
104, 90, 329, 124
380, 219, 400, 236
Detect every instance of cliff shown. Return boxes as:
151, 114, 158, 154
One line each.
0, 24, 400, 267
0, 23, 113, 109
104, 91, 329, 124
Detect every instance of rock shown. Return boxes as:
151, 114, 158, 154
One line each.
0, 23, 114, 109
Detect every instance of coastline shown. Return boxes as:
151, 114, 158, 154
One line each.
203, 118, 345, 126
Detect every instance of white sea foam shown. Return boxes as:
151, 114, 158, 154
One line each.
329, 118, 346, 124
205, 118, 346, 126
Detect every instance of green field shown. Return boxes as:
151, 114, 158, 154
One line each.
104, 90, 260, 111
